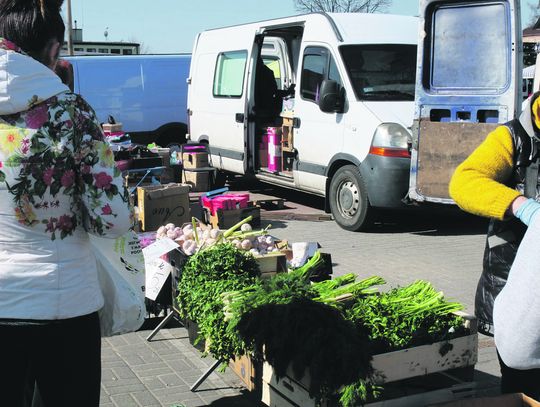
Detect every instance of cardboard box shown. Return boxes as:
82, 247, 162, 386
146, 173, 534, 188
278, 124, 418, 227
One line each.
137, 183, 190, 231
182, 170, 210, 192
182, 152, 209, 169
229, 354, 262, 392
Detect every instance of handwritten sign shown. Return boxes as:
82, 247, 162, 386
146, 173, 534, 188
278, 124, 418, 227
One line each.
145, 257, 173, 301
142, 237, 179, 261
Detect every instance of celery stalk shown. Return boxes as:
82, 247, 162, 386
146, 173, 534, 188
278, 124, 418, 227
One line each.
223, 215, 253, 238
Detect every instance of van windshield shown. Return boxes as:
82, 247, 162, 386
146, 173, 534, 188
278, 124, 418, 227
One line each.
340, 44, 417, 101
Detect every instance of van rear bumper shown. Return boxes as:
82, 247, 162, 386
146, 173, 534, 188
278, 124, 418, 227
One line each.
359, 154, 410, 208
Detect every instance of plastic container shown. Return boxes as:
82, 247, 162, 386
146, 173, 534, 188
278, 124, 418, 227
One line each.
267, 127, 281, 173
201, 193, 250, 215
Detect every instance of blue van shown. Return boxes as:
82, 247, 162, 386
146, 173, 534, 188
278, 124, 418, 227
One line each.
65, 54, 191, 146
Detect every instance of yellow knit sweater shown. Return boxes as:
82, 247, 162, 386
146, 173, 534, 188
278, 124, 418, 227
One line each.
448, 126, 521, 220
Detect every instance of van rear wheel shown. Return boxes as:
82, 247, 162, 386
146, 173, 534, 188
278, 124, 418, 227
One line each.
329, 165, 374, 232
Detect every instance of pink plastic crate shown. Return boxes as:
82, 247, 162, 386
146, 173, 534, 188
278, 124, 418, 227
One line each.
201, 193, 249, 215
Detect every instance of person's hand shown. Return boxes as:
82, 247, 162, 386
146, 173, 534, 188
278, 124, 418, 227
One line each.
287, 84, 295, 96
514, 198, 540, 226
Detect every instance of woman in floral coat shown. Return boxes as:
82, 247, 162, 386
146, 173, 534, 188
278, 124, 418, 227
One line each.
0, 1, 132, 406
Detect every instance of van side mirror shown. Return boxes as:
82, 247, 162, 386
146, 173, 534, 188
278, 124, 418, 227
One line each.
318, 80, 344, 113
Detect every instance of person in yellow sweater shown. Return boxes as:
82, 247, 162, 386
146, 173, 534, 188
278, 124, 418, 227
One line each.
449, 92, 540, 397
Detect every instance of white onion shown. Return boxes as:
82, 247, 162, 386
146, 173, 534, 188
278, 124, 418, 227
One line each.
157, 226, 167, 235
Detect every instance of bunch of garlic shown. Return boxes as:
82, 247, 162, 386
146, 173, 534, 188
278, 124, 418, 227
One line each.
156, 222, 222, 256
229, 224, 279, 256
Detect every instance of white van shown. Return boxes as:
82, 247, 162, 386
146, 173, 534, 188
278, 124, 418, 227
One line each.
187, 13, 418, 231
66, 54, 191, 146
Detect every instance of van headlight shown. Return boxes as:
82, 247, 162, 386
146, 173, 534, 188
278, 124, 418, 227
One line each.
369, 123, 411, 158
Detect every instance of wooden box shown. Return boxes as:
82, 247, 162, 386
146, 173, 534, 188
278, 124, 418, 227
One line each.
254, 252, 288, 278
261, 313, 478, 407
229, 354, 262, 392
182, 170, 210, 192
208, 205, 261, 229
182, 151, 209, 169
281, 117, 294, 152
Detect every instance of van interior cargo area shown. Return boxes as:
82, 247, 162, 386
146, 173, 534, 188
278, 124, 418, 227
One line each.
252, 28, 304, 179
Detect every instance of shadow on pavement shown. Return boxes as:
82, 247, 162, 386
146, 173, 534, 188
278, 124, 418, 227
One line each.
371, 206, 489, 237
227, 177, 489, 236
194, 390, 264, 407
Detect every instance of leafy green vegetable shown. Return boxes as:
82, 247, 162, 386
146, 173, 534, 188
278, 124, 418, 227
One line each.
176, 243, 260, 362
236, 298, 374, 402
344, 280, 465, 353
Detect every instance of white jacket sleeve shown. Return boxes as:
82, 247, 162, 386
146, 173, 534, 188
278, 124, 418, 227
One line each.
73, 96, 133, 238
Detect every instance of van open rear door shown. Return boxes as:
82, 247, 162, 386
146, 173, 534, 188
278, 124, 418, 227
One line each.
409, 0, 521, 204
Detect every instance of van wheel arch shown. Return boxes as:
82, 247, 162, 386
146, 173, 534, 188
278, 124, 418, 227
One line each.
155, 123, 188, 147
326, 162, 375, 232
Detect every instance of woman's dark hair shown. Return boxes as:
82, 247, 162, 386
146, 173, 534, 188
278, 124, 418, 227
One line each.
0, 0, 65, 62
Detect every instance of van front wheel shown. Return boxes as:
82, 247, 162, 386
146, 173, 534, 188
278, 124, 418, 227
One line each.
329, 165, 374, 232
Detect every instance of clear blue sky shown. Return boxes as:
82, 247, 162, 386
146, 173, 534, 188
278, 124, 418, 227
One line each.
65, 0, 536, 54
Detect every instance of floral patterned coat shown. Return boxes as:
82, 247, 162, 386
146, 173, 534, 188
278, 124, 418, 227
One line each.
0, 39, 133, 320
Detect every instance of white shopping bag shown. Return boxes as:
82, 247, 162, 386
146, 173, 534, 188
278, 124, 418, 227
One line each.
90, 231, 146, 337
494, 216, 540, 369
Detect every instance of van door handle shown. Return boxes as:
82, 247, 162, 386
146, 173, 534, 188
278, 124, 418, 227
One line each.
293, 117, 301, 128
235, 113, 245, 123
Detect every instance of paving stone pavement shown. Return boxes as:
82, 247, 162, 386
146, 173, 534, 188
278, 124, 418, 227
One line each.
101, 209, 502, 406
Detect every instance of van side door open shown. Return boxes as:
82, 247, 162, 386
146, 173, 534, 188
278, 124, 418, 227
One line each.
409, 0, 520, 204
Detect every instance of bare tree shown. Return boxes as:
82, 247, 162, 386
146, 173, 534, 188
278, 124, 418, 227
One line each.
293, 0, 392, 13
127, 36, 153, 54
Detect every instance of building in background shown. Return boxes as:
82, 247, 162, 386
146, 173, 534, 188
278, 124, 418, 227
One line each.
60, 25, 140, 55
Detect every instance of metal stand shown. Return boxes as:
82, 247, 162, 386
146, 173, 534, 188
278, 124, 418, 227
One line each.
145, 309, 182, 342
190, 360, 221, 392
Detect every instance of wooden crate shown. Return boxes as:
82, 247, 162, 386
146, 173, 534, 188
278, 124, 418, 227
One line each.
182, 170, 210, 192
182, 151, 209, 169
261, 313, 478, 407
281, 118, 294, 152
262, 362, 325, 407
262, 363, 476, 407
229, 354, 262, 392
254, 252, 288, 276
208, 205, 261, 229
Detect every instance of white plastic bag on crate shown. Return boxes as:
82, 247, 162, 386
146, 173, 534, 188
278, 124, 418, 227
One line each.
90, 231, 146, 337
494, 215, 540, 369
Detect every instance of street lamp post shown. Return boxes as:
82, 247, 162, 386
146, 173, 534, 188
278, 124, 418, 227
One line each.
66, 0, 74, 55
